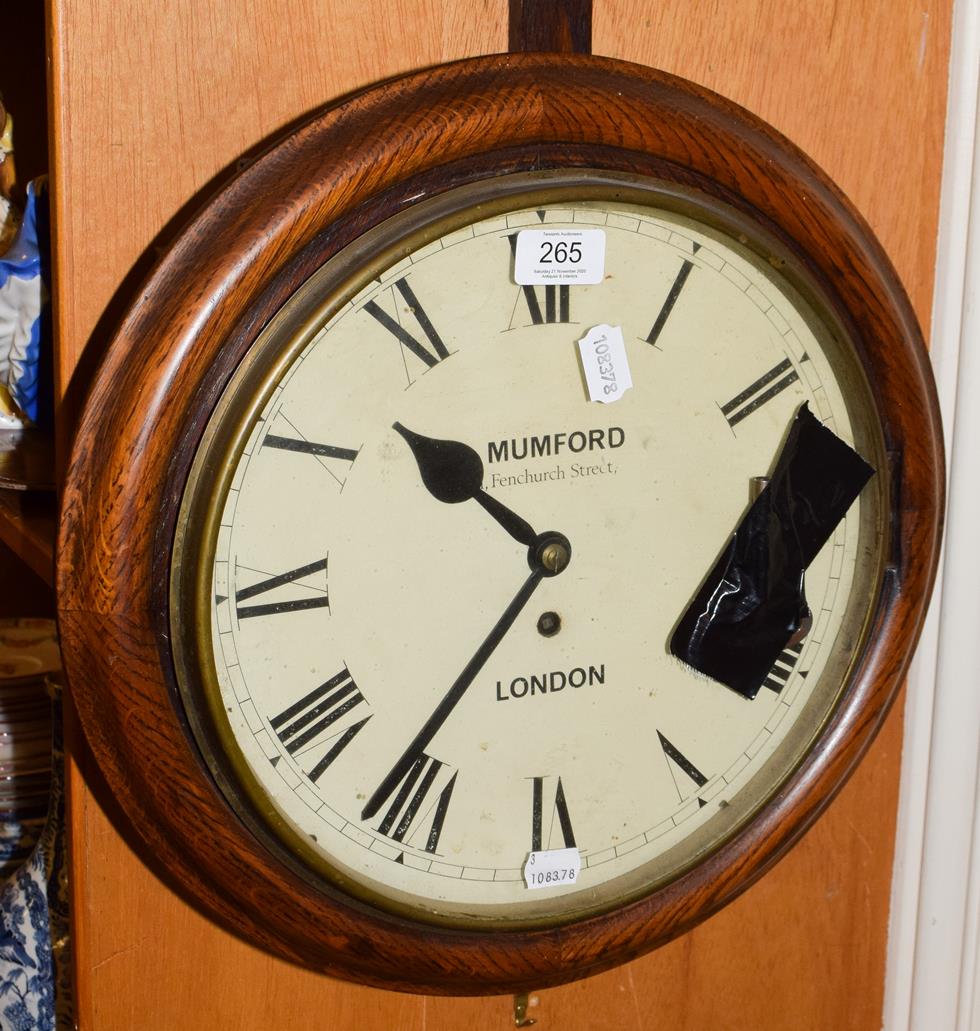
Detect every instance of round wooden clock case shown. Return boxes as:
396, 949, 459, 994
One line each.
57, 54, 943, 993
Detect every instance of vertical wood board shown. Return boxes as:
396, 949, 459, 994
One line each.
47, 1, 950, 1027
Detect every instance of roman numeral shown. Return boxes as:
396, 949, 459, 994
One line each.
761, 641, 804, 694
363, 278, 449, 370
530, 775, 576, 851
507, 234, 570, 327
263, 436, 359, 463
304, 717, 370, 783
260, 413, 359, 489
645, 246, 699, 346
235, 558, 328, 619
720, 358, 800, 428
375, 753, 457, 854
658, 732, 709, 805
514, 283, 570, 326
269, 667, 365, 757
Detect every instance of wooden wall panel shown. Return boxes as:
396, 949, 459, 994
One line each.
595, 2, 947, 321
48, 1, 950, 1028
47, 0, 509, 438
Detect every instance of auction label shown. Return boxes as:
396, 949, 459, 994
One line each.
523, 848, 582, 890
514, 229, 606, 285
578, 324, 633, 404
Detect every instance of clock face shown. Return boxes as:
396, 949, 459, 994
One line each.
172, 175, 885, 928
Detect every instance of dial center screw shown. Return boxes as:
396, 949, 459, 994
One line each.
539, 541, 570, 574
528, 530, 571, 577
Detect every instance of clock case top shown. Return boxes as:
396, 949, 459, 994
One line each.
56, 54, 944, 993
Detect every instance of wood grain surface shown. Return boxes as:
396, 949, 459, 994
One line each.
47, 1, 951, 1027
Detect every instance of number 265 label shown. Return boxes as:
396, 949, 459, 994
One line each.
514, 229, 606, 285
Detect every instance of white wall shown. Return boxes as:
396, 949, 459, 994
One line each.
886, 1, 980, 1027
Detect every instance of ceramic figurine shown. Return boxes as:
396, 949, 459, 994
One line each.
0, 96, 18, 256
0, 178, 47, 428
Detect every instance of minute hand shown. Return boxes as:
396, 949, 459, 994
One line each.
361, 567, 545, 821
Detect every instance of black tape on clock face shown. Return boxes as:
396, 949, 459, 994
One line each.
670, 403, 875, 700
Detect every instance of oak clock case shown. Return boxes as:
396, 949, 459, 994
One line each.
57, 55, 943, 994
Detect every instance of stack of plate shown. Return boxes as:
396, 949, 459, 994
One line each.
0, 618, 57, 877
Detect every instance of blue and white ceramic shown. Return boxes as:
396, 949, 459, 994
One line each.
0, 627, 71, 1028
0, 179, 48, 428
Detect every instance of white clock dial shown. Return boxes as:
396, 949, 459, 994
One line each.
179, 182, 884, 926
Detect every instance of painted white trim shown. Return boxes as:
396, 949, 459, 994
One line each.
884, 1, 980, 1027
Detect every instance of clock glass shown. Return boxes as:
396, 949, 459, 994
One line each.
170, 172, 886, 929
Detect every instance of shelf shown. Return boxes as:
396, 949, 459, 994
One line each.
0, 428, 55, 491
0, 489, 56, 585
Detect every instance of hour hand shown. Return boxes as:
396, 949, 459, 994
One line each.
393, 422, 537, 547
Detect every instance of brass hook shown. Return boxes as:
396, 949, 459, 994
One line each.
513, 992, 537, 1027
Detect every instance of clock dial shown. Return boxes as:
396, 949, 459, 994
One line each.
173, 178, 885, 928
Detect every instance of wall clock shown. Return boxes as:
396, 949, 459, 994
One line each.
56, 52, 943, 993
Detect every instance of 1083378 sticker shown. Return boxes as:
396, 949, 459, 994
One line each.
578, 324, 633, 404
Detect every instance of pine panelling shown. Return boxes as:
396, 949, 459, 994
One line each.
49, 1, 950, 1027
595, 2, 947, 326
48, 0, 509, 426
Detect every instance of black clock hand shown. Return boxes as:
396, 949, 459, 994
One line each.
361, 564, 546, 821
670, 403, 874, 699
393, 422, 538, 547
